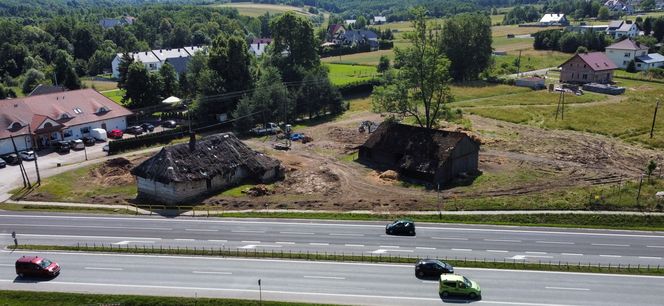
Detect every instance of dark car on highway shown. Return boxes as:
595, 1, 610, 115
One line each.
125, 126, 144, 135
1, 153, 20, 165
140, 123, 155, 132
386, 219, 416, 236
415, 259, 454, 278
82, 136, 96, 146
15, 256, 60, 278
162, 120, 177, 128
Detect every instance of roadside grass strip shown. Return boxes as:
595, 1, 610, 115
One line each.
11, 244, 664, 276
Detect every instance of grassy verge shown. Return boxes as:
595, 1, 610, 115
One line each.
13, 244, 664, 276
0, 203, 133, 215
0, 290, 328, 306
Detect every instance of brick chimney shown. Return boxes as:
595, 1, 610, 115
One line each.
189, 132, 196, 152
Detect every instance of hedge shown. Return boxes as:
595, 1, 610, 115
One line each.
336, 78, 384, 96
108, 127, 187, 155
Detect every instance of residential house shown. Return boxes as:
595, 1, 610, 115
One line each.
559, 52, 618, 84
566, 25, 609, 34
339, 30, 379, 50
0, 89, 132, 155
358, 122, 480, 186
326, 24, 347, 44
539, 14, 569, 26
111, 46, 205, 78
635, 53, 664, 70
249, 38, 272, 58
604, 0, 635, 15
605, 38, 650, 69
131, 133, 284, 205
606, 20, 639, 39
99, 16, 136, 30
373, 16, 387, 24
345, 19, 357, 26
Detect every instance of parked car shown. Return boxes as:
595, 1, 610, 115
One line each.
69, 139, 85, 150
162, 120, 177, 128
53, 141, 70, 153
439, 274, 481, 300
1, 153, 20, 165
140, 123, 155, 132
108, 129, 123, 139
290, 133, 304, 141
415, 259, 454, 278
15, 256, 60, 278
385, 219, 416, 236
19, 150, 36, 161
0, 158, 5, 168
125, 126, 144, 135
250, 122, 280, 136
90, 128, 107, 141
82, 136, 96, 146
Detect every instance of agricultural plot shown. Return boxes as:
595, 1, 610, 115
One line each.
212, 2, 312, 17
325, 63, 378, 86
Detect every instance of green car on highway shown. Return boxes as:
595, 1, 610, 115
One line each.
439, 274, 481, 299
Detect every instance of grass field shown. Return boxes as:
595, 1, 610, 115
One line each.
493, 50, 569, 71
82, 77, 118, 91
213, 2, 312, 17
322, 49, 395, 66
454, 90, 606, 108
101, 88, 125, 104
325, 63, 378, 86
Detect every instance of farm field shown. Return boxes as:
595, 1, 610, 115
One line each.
324, 63, 378, 86
322, 49, 394, 66
212, 2, 312, 17
493, 50, 570, 71
82, 77, 118, 91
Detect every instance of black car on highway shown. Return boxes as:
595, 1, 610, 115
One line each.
386, 219, 416, 236
415, 259, 454, 278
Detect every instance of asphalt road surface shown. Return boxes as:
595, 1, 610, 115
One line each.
2, 212, 664, 267
1, 249, 663, 306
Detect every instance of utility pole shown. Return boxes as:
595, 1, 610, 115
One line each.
651, 99, 660, 139
258, 279, 262, 306
636, 175, 644, 206
28, 124, 40, 185
555, 89, 565, 120
437, 183, 443, 220
10, 134, 30, 188
516, 50, 522, 77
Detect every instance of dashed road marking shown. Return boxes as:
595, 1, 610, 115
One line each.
185, 229, 218, 232
310, 243, 329, 246
561, 253, 583, 256
303, 276, 346, 280
276, 242, 295, 245
431, 237, 468, 241
451, 248, 472, 252
545, 286, 590, 291
487, 250, 508, 253
592, 243, 629, 247
484, 239, 521, 243
345, 244, 364, 247
639, 256, 662, 260
525, 251, 547, 255
85, 267, 123, 271
536, 241, 574, 245
416, 247, 436, 250
281, 232, 315, 235
192, 271, 232, 275
599, 255, 621, 258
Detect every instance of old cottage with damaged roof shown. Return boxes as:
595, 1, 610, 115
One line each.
358, 122, 480, 186
131, 133, 284, 205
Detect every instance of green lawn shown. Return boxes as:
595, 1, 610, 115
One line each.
493, 51, 570, 72
451, 81, 532, 101
325, 63, 378, 86
101, 88, 126, 104
212, 2, 312, 17
322, 49, 395, 66
82, 77, 118, 91
455, 90, 606, 108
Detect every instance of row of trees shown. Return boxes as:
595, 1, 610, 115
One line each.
533, 29, 611, 53
372, 8, 492, 129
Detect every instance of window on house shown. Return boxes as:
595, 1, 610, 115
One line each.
63, 129, 72, 137
73, 108, 83, 114
80, 126, 90, 134
583, 74, 588, 80
623, 61, 628, 65
43, 122, 53, 128
625, 53, 630, 57
11, 122, 22, 130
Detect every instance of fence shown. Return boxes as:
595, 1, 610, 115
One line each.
60, 242, 663, 275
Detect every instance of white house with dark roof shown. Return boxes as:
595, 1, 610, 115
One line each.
605, 39, 650, 69
607, 20, 639, 39
373, 16, 386, 24
249, 38, 272, 57
539, 14, 569, 26
111, 46, 206, 78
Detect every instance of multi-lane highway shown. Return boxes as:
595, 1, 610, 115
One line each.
2, 212, 664, 266
1, 249, 663, 306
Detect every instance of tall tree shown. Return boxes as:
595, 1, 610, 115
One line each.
159, 62, 178, 98
53, 49, 81, 90
208, 33, 252, 94
598, 6, 610, 21
654, 17, 664, 42
251, 65, 293, 125
72, 25, 99, 60
644, 17, 655, 36
377, 55, 391, 73
642, 0, 656, 11
123, 62, 161, 108
269, 12, 320, 82
232, 95, 256, 133
440, 12, 493, 81
21, 68, 45, 95
355, 16, 368, 29
372, 7, 454, 129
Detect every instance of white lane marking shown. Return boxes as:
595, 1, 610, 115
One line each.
303, 275, 346, 280
185, 229, 218, 232
280, 232, 314, 235
545, 286, 590, 291
231, 230, 265, 234
241, 241, 261, 244
208, 240, 227, 243
379, 245, 399, 248
192, 271, 232, 275
510, 255, 553, 260
536, 241, 574, 245
1, 234, 162, 240
371, 249, 414, 254
451, 248, 472, 252
487, 250, 508, 253
276, 242, 295, 245
639, 256, 662, 260
112, 240, 155, 245
599, 255, 621, 258
561, 253, 583, 256
592, 243, 629, 247
174, 239, 195, 242
309, 243, 329, 246
421, 280, 438, 284
0, 264, 14, 266
4, 214, 664, 239
525, 251, 547, 255
431, 237, 468, 240
84, 267, 123, 271
6, 249, 664, 280
329, 233, 364, 237
416, 247, 436, 250
0, 223, 171, 231
239, 244, 282, 249
345, 244, 364, 247
0, 279, 586, 306
484, 239, 521, 243
647, 245, 664, 248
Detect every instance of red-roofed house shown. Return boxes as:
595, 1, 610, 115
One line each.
326, 24, 347, 44
0, 89, 133, 155
559, 52, 618, 84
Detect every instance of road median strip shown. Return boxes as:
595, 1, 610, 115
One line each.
10, 244, 664, 276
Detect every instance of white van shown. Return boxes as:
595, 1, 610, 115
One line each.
90, 128, 107, 141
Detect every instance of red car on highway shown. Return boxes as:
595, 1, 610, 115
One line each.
108, 129, 123, 139
15, 256, 60, 278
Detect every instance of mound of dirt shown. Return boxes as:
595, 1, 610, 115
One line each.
90, 157, 135, 186
379, 170, 399, 181
276, 165, 341, 195
242, 185, 274, 197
